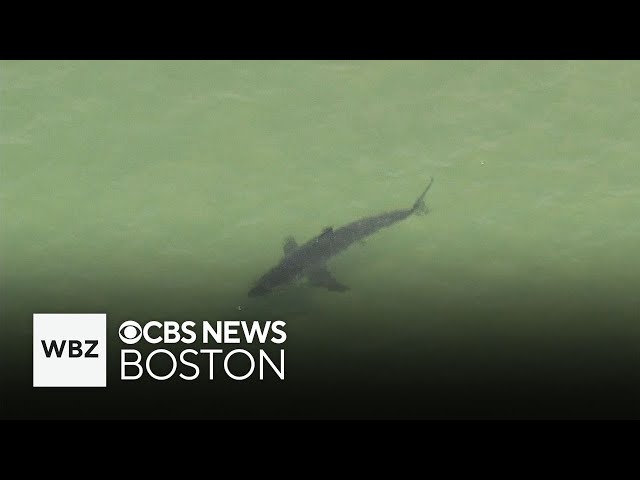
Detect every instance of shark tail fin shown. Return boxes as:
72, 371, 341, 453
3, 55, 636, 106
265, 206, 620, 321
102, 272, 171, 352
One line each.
412, 177, 434, 215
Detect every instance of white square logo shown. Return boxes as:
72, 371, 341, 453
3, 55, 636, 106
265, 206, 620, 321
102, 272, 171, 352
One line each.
33, 313, 107, 387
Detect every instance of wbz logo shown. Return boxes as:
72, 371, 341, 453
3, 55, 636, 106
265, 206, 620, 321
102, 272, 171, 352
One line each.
33, 314, 106, 387
41, 339, 99, 358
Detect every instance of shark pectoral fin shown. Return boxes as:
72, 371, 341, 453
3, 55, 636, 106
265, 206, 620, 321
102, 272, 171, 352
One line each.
283, 236, 298, 256
307, 266, 349, 292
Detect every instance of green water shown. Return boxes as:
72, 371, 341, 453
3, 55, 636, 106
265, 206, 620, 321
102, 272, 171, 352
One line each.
2, 61, 639, 418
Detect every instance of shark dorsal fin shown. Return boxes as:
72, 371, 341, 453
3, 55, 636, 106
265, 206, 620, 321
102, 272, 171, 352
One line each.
319, 226, 334, 237
283, 236, 298, 256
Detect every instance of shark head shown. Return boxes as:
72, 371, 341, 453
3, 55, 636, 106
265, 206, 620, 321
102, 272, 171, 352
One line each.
248, 258, 302, 297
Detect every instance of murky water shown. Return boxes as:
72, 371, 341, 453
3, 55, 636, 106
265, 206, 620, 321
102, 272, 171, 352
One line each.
2, 61, 639, 418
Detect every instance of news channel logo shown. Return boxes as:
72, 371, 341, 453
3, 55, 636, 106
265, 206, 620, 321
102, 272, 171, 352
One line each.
33, 313, 107, 387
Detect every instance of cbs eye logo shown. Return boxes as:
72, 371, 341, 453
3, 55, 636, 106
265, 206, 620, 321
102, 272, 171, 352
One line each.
119, 320, 142, 344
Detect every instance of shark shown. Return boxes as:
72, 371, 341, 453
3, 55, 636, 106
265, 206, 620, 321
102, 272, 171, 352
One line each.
248, 177, 434, 297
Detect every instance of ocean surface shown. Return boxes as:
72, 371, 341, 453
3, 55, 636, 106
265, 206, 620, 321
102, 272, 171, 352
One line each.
2, 60, 639, 418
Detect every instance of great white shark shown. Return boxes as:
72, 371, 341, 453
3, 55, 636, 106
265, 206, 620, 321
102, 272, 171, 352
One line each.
248, 177, 434, 297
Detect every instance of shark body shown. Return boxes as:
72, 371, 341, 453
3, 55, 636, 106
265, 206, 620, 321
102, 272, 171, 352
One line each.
248, 177, 434, 297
